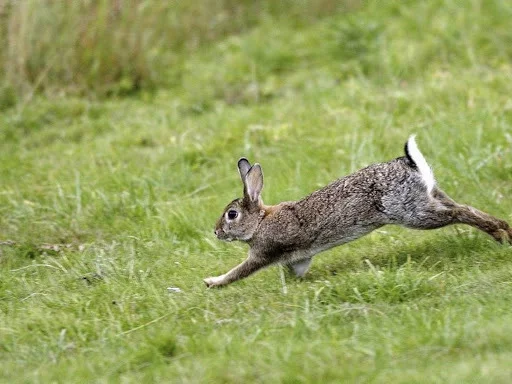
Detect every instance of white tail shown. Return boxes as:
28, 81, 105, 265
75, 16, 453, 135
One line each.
406, 135, 435, 193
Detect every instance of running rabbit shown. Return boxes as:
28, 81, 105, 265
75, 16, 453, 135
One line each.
204, 136, 511, 287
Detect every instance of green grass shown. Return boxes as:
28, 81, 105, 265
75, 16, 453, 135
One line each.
2, 0, 512, 382
0, 0, 354, 101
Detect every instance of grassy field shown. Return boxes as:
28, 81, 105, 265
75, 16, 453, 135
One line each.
1, 0, 512, 382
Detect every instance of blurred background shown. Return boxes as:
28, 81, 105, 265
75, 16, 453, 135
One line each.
0, 0, 357, 106
1, 0, 510, 108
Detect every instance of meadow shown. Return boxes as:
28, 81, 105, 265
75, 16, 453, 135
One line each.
1, 0, 512, 382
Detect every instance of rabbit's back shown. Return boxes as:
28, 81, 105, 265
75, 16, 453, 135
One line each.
255, 156, 428, 256
297, 156, 425, 223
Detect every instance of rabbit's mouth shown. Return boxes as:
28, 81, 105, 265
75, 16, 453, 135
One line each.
215, 229, 233, 242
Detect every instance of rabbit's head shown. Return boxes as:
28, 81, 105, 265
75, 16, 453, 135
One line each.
215, 158, 264, 242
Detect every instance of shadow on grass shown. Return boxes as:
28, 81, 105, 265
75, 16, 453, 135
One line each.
303, 229, 510, 305
319, 230, 507, 276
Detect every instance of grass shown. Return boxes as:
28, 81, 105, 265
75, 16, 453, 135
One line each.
0, 0, 355, 101
1, 0, 512, 382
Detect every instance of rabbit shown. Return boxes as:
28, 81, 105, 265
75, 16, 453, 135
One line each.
204, 136, 512, 288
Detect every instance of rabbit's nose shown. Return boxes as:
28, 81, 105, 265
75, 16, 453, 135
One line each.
214, 229, 221, 236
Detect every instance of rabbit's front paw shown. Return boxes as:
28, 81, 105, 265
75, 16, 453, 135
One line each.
203, 275, 226, 288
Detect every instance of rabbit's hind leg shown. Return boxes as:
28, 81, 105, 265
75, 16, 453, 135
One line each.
433, 188, 512, 243
451, 205, 512, 243
405, 188, 512, 244
287, 258, 312, 277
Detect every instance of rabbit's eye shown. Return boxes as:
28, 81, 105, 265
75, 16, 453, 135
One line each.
227, 210, 238, 220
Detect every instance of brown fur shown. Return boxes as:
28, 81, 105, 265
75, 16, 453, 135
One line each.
262, 204, 282, 217
204, 139, 511, 288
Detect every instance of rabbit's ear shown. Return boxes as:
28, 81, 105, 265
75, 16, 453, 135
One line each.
238, 158, 252, 181
244, 163, 263, 202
